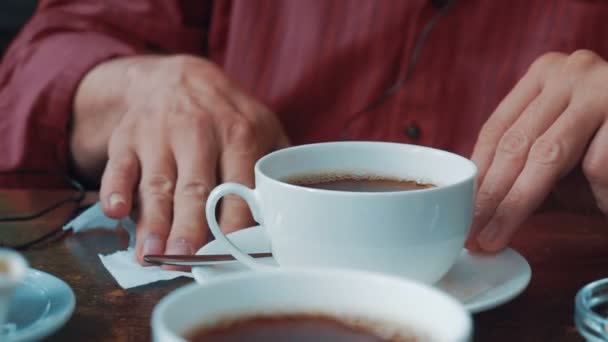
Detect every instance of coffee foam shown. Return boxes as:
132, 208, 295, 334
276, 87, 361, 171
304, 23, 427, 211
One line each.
287, 172, 401, 184
284, 171, 433, 188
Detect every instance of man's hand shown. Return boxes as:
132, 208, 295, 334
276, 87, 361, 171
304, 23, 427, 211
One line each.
467, 50, 608, 252
72, 55, 289, 267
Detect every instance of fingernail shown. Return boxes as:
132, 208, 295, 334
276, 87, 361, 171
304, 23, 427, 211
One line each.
109, 193, 126, 209
143, 236, 164, 256
165, 238, 194, 255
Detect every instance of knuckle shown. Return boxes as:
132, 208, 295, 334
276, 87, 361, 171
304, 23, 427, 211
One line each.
528, 137, 563, 166
140, 174, 175, 200
198, 83, 225, 102
163, 55, 217, 90
565, 49, 600, 73
224, 118, 257, 145
529, 52, 564, 75
476, 187, 499, 208
176, 180, 212, 199
129, 55, 196, 89
107, 155, 137, 177
168, 54, 229, 87
497, 129, 530, 157
166, 54, 202, 73
477, 122, 504, 145
583, 154, 606, 185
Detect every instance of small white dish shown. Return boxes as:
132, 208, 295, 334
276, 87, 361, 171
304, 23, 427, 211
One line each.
192, 226, 531, 314
6, 269, 75, 342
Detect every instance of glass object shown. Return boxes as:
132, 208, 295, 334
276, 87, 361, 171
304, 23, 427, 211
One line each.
576, 278, 608, 341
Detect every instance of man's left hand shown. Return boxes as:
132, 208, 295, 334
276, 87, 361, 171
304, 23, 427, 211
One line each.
467, 50, 608, 252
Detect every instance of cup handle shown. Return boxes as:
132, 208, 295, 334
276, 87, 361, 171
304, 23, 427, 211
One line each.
205, 183, 276, 270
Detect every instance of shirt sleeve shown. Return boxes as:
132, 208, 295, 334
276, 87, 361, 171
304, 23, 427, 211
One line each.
0, 0, 207, 187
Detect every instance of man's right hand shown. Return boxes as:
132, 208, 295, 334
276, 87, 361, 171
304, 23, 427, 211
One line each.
71, 55, 290, 267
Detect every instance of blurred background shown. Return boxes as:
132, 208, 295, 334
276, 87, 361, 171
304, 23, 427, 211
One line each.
0, 0, 37, 58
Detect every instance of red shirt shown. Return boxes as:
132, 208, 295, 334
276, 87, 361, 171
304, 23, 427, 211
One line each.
1, 0, 608, 187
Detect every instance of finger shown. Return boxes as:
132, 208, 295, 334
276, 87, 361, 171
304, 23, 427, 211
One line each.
229, 89, 290, 149
477, 104, 603, 251
100, 142, 139, 219
135, 143, 177, 265
470, 70, 543, 188
218, 118, 259, 233
583, 122, 608, 215
163, 121, 218, 270
275, 129, 291, 149
466, 85, 569, 250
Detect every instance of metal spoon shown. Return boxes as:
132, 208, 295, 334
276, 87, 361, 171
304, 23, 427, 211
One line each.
143, 253, 273, 267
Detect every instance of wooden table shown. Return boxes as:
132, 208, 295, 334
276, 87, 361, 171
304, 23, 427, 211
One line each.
1, 189, 606, 341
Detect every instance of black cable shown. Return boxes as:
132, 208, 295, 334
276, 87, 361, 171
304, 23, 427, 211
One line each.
9, 225, 70, 251
0, 174, 85, 222
0, 170, 86, 250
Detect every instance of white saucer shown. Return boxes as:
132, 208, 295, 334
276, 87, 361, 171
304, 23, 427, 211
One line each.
192, 226, 531, 314
6, 269, 75, 342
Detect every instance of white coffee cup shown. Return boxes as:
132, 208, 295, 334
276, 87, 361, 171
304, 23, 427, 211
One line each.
206, 142, 477, 284
152, 269, 472, 341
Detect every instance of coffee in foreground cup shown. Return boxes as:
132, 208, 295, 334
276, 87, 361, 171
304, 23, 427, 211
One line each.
186, 313, 419, 341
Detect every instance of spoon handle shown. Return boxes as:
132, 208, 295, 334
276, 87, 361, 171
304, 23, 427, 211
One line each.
143, 252, 273, 266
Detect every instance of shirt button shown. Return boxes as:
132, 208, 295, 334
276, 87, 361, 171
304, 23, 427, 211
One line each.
404, 122, 422, 140
430, 0, 449, 8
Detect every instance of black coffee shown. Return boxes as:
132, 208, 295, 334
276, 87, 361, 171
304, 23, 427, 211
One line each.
285, 173, 434, 192
186, 314, 417, 342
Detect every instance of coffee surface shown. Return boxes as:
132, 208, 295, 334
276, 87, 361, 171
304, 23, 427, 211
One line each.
286, 173, 434, 192
187, 314, 416, 342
